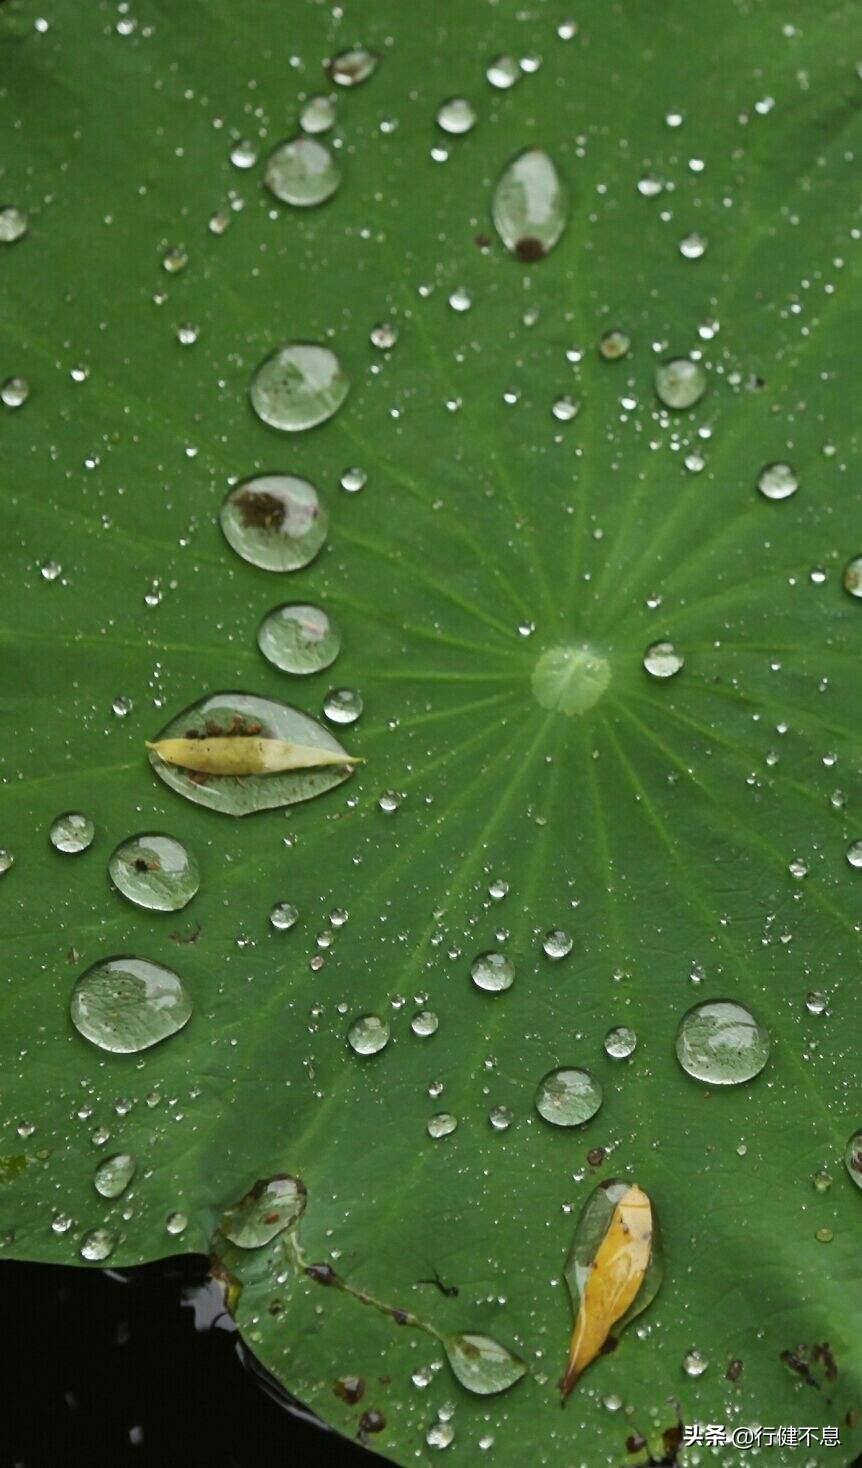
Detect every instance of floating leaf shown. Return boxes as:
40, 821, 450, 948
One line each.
492, 148, 566, 261
146, 736, 360, 776
220, 1175, 307, 1249
443, 1332, 526, 1396
562, 1180, 660, 1397
147, 693, 356, 816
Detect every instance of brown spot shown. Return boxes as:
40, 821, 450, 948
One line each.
268, 1299, 282, 1316
358, 1409, 386, 1435
662, 1422, 683, 1459
234, 488, 285, 531
515, 236, 546, 262
780, 1348, 819, 1389
812, 1342, 838, 1381
66, 947, 80, 965
391, 1308, 409, 1326
626, 1434, 647, 1453
306, 1261, 337, 1285
475, 233, 492, 252
726, 1357, 743, 1382
587, 1147, 606, 1167
333, 1375, 365, 1405
133, 856, 159, 873
169, 921, 201, 945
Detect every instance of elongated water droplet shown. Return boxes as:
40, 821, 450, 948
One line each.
250, 344, 349, 433
757, 462, 798, 501
264, 137, 341, 207
492, 149, 566, 261
643, 641, 684, 679
327, 47, 377, 86
221, 1175, 306, 1248
535, 1068, 602, 1127
109, 834, 199, 912
437, 98, 476, 135
323, 687, 363, 726
80, 1227, 117, 1262
486, 55, 520, 89
50, 812, 95, 855
844, 1130, 862, 1189
94, 1152, 137, 1199
257, 603, 340, 675
675, 999, 770, 1085
220, 475, 328, 571
654, 358, 706, 409
300, 94, 336, 134
348, 1014, 389, 1055
71, 957, 192, 1054
427, 1113, 458, 1139
604, 1025, 637, 1059
442, 1333, 526, 1396
471, 952, 514, 993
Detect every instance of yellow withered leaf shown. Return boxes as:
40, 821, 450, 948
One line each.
146, 737, 361, 776
562, 1183, 652, 1398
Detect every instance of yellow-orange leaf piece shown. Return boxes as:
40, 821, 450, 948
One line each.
562, 1183, 652, 1398
146, 737, 361, 776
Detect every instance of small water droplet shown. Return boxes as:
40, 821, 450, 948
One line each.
70, 957, 192, 1054
109, 834, 199, 912
757, 462, 798, 502
604, 1025, 637, 1060
427, 1113, 458, 1140
535, 1068, 602, 1127
486, 55, 520, 89
370, 321, 398, 349
654, 358, 707, 409
229, 138, 258, 169
844, 1130, 862, 1189
682, 1349, 708, 1378
1, 376, 30, 408
264, 137, 341, 207
789, 857, 808, 879
348, 1014, 390, 1056
448, 286, 472, 313
220, 475, 328, 571
489, 1105, 513, 1131
269, 901, 299, 932
812, 1170, 833, 1193
80, 1228, 117, 1262
257, 603, 340, 675
0, 849, 14, 876
176, 323, 199, 347
675, 1000, 770, 1086
49, 812, 95, 855
643, 641, 684, 680
599, 330, 630, 361
637, 175, 664, 197
377, 790, 401, 814
323, 687, 363, 726
94, 1153, 137, 1199
52, 1213, 73, 1235
300, 95, 336, 134
427, 1422, 455, 1449
552, 394, 580, 422
161, 245, 188, 274
488, 879, 508, 901
340, 466, 367, 493
542, 928, 573, 960
250, 344, 349, 432
0, 206, 28, 243
679, 231, 707, 260
411, 1009, 439, 1038
327, 48, 378, 87
815, 1226, 834, 1244
805, 991, 827, 1015
112, 695, 133, 718
437, 98, 476, 135
165, 1211, 188, 1236
470, 952, 514, 993
492, 148, 566, 260
40, 559, 62, 582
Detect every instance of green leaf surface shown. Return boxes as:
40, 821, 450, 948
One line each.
2, 0, 861, 1463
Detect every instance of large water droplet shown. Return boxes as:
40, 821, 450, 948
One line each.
0, 849, 13, 876
643, 641, 684, 679
264, 137, 341, 207
80, 1228, 117, 1262
49, 812, 95, 855
470, 952, 514, 993
257, 603, 340, 675
270, 901, 299, 931
442, 1333, 526, 1396
604, 1025, 637, 1060
2, 376, 30, 408
411, 1009, 439, 1037
427, 1113, 458, 1139
675, 1000, 770, 1085
0, 206, 28, 243
93, 1152, 137, 1199
327, 47, 378, 87
842, 556, 862, 598
532, 644, 611, 715
221, 1175, 307, 1248
844, 1130, 862, 1189
300, 95, 336, 134
492, 149, 566, 261
348, 1014, 390, 1055
756, 462, 798, 501
109, 834, 199, 912
437, 98, 476, 135
250, 345, 349, 433
535, 1068, 603, 1127
71, 957, 192, 1054
654, 358, 706, 409
542, 929, 573, 960
220, 476, 328, 572
323, 687, 364, 726
846, 840, 862, 869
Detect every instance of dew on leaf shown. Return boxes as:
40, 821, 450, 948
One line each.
488, 879, 508, 901
841, 555, 862, 598
70, 956, 192, 1054
250, 344, 349, 432
40, 559, 62, 581
492, 148, 566, 260
411, 1010, 438, 1037
437, 98, 476, 135
264, 137, 341, 207
442, 1333, 526, 1396
542, 928, 573, 960
757, 462, 798, 501
637, 175, 664, 197
377, 790, 401, 814
220, 475, 328, 572
805, 990, 827, 1015
535, 1068, 602, 1127
683, 1349, 708, 1377
323, 687, 363, 726
220, 1174, 306, 1248
257, 603, 341, 675
93, 1152, 137, 1199
327, 47, 378, 87
300, 95, 336, 134
0, 849, 14, 876
643, 641, 684, 679
675, 999, 770, 1085
846, 840, 862, 869
165, 1211, 188, 1236
599, 330, 631, 361
448, 286, 472, 313
844, 1130, 862, 1188
109, 834, 199, 912
340, 466, 367, 493
427, 1113, 458, 1139
470, 952, 514, 993
112, 695, 132, 718
0, 206, 28, 243
552, 394, 580, 422
604, 1025, 637, 1060
679, 231, 707, 259
49, 812, 95, 855
80, 1227, 117, 1262
654, 358, 706, 409
532, 644, 611, 715
229, 138, 258, 169
161, 245, 187, 274
348, 1014, 390, 1056
1, 376, 30, 408
426, 1422, 455, 1449
489, 1105, 513, 1131
370, 322, 398, 349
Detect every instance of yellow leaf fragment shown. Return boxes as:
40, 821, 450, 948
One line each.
562, 1183, 652, 1397
146, 737, 361, 776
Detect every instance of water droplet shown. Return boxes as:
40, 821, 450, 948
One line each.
486, 55, 520, 88
552, 394, 580, 422
599, 330, 631, 361
654, 358, 707, 409
220, 475, 328, 571
437, 98, 476, 135
0, 206, 28, 243
257, 603, 340, 675
250, 344, 349, 432
604, 1025, 637, 1060
471, 952, 514, 993
229, 138, 258, 169
327, 47, 378, 87
442, 1333, 526, 1396
489, 1105, 513, 1131
112, 695, 133, 718
165, 1211, 188, 1236
675, 1000, 770, 1086
109, 834, 199, 912
844, 1130, 862, 1189
270, 901, 299, 932
682, 1349, 708, 1377
637, 175, 664, 197
221, 1175, 306, 1248
340, 466, 367, 493
52, 1213, 73, 1235
70, 956, 192, 1054
176, 323, 199, 347
0, 849, 14, 876
40, 559, 62, 582
1, 376, 30, 408
323, 687, 363, 726
448, 286, 472, 313
411, 1009, 438, 1038
492, 148, 566, 261
427, 1422, 455, 1450
80, 1228, 117, 1262
377, 790, 401, 814
427, 1113, 458, 1139
542, 929, 573, 960
812, 1170, 833, 1193
846, 840, 862, 869
679, 231, 707, 260
488, 879, 508, 901
348, 1014, 390, 1056
757, 462, 798, 502
535, 1068, 603, 1127
815, 1226, 834, 1244
93, 1152, 137, 1199
789, 856, 808, 879
643, 641, 684, 680
805, 990, 828, 1016
841, 555, 862, 598
300, 95, 337, 134
49, 812, 95, 855
161, 245, 188, 274
532, 644, 611, 715
264, 137, 341, 207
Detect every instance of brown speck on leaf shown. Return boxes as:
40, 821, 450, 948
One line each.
66, 947, 80, 965
812, 1342, 838, 1381
306, 1261, 337, 1285
268, 1299, 282, 1316
726, 1357, 743, 1382
626, 1434, 646, 1453
169, 921, 201, 946
391, 1308, 409, 1326
358, 1410, 386, 1436
780, 1348, 819, 1388
587, 1146, 606, 1167
515, 236, 545, 262
662, 1422, 684, 1459
234, 488, 285, 531
475, 232, 491, 252
333, 1375, 365, 1405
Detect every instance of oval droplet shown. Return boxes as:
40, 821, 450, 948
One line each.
220, 476, 328, 572
486, 55, 520, 89
221, 1174, 307, 1248
411, 1009, 439, 1037
0, 206, 28, 244
322, 687, 364, 727
49, 812, 95, 855
108, 834, 199, 912
756, 462, 798, 502
442, 1332, 526, 1396
264, 137, 341, 207
299, 94, 337, 134
70, 956, 192, 1054
542, 928, 573, 960
535, 1068, 603, 1127
844, 1130, 862, 1189
675, 999, 770, 1086
427, 1113, 458, 1139
492, 148, 566, 261
250, 344, 349, 433
604, 1025, 637, 1060
257, 603, 341, 675
80, 1227, 117, 1262
470, 951, 514, 993
347, 1014, 390, 1056
2, 376, 30, 408
599, 330, 631, 361
654, 358, 707, 410
326, 47, 377, 87
436, 98, 476, 135
93, 1152, 137, 1199
270, 901, 299, 931
643, 641, 684, 679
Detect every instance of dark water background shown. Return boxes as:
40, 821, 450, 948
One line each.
3, 1257, 368, 1468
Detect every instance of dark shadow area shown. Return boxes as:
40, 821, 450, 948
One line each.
1, 1256, 369, 1468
